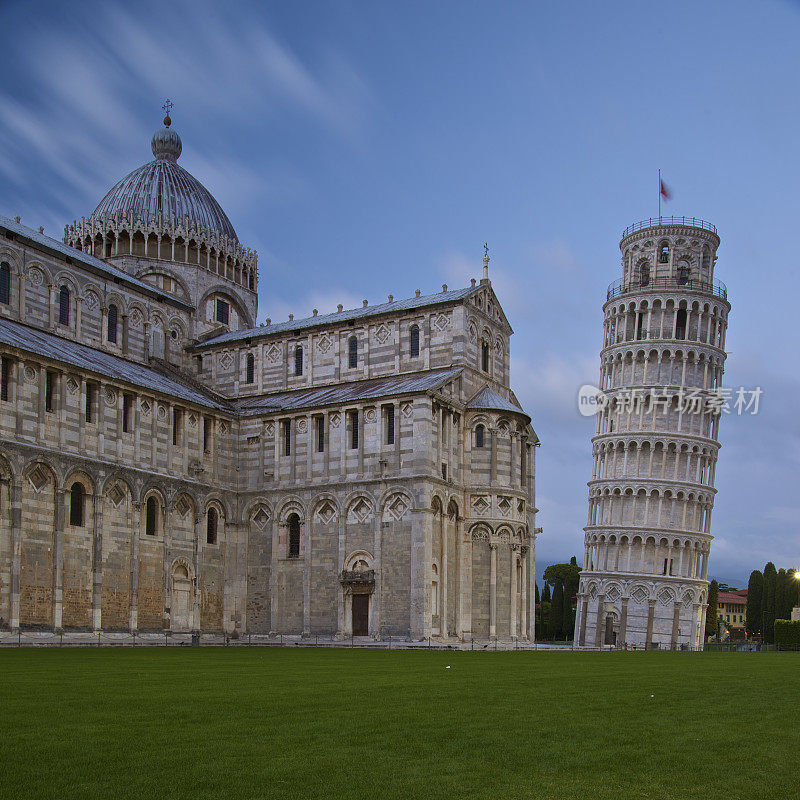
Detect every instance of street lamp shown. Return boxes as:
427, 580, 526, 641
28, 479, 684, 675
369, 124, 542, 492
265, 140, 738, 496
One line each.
794, 570, 800, 606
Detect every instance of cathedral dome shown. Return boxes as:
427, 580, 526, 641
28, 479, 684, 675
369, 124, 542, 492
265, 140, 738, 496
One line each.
89, 114, 237, 242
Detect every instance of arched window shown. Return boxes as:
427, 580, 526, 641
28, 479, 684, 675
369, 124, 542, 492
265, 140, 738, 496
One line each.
145, 496, 158, 536
481, 341, 489, 373
431, 564, 439, 616
69, 482, 84, 527
410, 325, 420, 358
0, 262, 10, 305
658, 241, 670, 264
107, 304, 118, 343
207, 507, 218, 545
675, 308, 687, 340
288, 513, 300, 558
294, 345, 303, 376
475, 424, 485, 448
677, 261, 690, 285
348, 336, 358, 369
639, 263, 650, 287
59, 285, 70, 325
245, 353, 255, 384
702, 247, 711, 271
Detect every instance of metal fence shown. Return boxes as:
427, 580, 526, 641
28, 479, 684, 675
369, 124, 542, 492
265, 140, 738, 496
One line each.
622, 217, 718, 238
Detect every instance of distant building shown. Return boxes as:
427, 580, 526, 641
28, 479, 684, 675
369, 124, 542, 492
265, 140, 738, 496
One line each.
717, 590, 747, 630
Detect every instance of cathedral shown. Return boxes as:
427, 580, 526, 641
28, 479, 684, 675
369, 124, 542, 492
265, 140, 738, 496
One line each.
0, 111, 539, 640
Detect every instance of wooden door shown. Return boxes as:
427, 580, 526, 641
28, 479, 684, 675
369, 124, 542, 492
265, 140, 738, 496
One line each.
352, 594, 369, 636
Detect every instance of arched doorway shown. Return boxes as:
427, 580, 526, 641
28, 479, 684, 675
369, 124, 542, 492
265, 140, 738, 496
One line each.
171, 563, 193, 631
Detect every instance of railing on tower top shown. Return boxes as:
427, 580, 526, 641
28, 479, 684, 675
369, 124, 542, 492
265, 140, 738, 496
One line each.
622, 217, 718, 238
607, 275, 728, 301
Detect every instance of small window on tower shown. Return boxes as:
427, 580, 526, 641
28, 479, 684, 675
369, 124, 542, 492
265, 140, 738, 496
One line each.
216, 298, 230, 325
659, 241, 670, 264
294, 345, 303, 376
0, 262, 10, 305
107, 304, 118, 344
58, 286, 70, 325
475, 424, 485, 448
410, 325, 420, 358
348, 336, 358, 369
640, 263, 650, 287
481, 341, 489, 373
245, 353, 255, 384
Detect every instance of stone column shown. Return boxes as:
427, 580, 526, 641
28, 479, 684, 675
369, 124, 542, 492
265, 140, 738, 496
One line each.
619, 597, 629, 644
671, 600, 681, 649
303, 517, 311, 637
577, 594, 588, 646
53, 488, 66, 631
129, 502, 140, 632
458, 525, 472, 640
193, 514, 202, 632
92, 495, 103, 631
9, 480, 21, 631
519, 546, 528, 638
645, 599, 656, 648
489, 542, 497, 638
509, 545, 518, 637
594, 593, 606, 647
409, 508, 431, 640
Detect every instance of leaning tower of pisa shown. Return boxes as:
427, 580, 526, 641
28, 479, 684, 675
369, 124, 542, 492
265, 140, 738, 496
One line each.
575, 216, 731, 649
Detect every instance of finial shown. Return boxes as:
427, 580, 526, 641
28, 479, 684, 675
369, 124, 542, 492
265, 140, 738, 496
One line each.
162, 98, 173, 126
482, 242, 490, 282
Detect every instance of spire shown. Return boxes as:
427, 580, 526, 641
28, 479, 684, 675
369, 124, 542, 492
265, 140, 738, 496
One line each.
481, 242, 490, 284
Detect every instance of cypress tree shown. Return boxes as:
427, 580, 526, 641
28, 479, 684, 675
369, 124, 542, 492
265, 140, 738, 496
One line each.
762, 562, 777, 643
542, 582, 551, 603
548, 578, 565, 640
745, 570, 763, 637
535, 581, 540, 604
705, 579, 719, 639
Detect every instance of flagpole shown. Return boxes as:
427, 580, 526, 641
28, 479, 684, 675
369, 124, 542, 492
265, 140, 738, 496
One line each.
658, 168, 661, 222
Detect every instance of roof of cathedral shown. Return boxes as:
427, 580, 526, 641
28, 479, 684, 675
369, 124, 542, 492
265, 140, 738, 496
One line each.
0, 214, 192, 311
195, 286, 483, 348
235, 367, 463, 415
88, 114, 238, 242
0, 318, 229, 412
466, 386, 526, 415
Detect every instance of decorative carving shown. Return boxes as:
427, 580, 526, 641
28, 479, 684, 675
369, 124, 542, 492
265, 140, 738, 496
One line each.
251, 507, 270, 529
27, 465, 50, 492
329, 413, 341, 428
218, 420, 228, 435
174, 495, 192, 518
140, 399, 151, 417
631, 586, 649, 604
375, 324, 391, 344
129, 308, 142, 328
104, 388, 117, 406
471, 495, 490, 515
498, 496, 512, 517
157, 404, 167, 420
471, 529, 489, 541
24, 366, 36, 383
266, 344, 281, 363
364, 407, 376, 424
27, 267, 43, 287
219, 351, 233, 370
106, 483, 126, 508
401, 403, 413, 419
317, 334, 332, 354
314, 501, 337, 524
297, 418, 308, 434
433, 312, 450, 331
347, 498, 372, 524
383, 494, 409, 521
657, 587, 675, 605
66, 377, 79, 395
266, 422, 275, 437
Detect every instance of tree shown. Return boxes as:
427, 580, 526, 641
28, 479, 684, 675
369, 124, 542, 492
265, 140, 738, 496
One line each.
762, 562, 778, 643
535, 582, 540, 605
745, 570, 763, 637
705, 579, 719, 639
776, 569, 792, 622
542, 582, 551, 603
548, 578, 565, 640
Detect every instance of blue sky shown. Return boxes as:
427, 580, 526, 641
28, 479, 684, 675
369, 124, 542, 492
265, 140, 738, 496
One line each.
1, 0, 798, 587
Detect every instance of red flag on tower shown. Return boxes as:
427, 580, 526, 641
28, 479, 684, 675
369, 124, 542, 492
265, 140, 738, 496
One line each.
660, 177, 671, 201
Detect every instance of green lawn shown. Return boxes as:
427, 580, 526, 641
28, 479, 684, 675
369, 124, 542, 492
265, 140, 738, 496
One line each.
0, 648, 796, 800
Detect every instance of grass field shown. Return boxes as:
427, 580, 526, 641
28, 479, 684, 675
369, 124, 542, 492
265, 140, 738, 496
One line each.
1, 648, 797, 800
